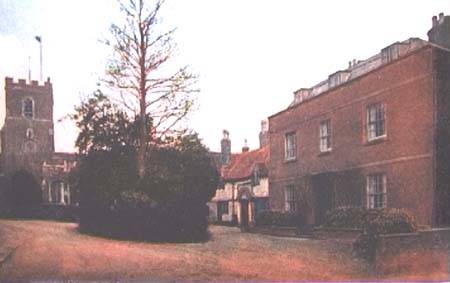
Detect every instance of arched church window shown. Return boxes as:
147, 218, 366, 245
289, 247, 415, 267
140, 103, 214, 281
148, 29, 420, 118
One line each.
23, 98, 34, 119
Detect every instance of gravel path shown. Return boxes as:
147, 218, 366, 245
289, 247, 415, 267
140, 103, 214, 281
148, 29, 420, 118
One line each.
0, 220, 446, 282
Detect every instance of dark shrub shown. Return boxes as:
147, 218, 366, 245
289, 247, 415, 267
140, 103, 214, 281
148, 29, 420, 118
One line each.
5, 170, 41, 218
76, 134, 219, 243
77, 146, 139, 237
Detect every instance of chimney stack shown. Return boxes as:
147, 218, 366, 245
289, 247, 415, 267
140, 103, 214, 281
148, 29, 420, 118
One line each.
439, 12, 445, 23
242, 139, 249, 153
432, 15, 438, 27
428, 12, 450, 49
259, 120, 269, 148
221, 130, 231, 165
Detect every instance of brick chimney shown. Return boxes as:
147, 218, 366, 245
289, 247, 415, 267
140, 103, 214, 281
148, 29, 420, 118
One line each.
221, 130, 231, 165
428, 12, 450, 49
259, 120, 269, 148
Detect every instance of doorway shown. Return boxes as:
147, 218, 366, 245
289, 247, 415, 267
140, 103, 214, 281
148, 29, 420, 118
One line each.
311, 173, 334, 226
240, 199, 249, 229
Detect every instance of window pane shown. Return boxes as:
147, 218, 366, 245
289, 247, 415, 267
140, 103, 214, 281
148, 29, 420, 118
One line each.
285, 186, 297, 212
23, 99, 33, 118
285, 133, 296, 159
367, 104, 385, 140
319, 120, 331, 151
367, 174, 386, 209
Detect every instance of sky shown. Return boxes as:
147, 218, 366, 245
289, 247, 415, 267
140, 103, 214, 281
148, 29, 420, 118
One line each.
0, 0, 449, 153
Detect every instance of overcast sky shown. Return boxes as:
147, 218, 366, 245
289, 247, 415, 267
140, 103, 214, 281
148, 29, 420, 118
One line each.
0, 1, 449, 153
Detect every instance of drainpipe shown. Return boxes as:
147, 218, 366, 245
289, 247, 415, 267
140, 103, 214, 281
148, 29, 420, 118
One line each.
232, 183, 235, 215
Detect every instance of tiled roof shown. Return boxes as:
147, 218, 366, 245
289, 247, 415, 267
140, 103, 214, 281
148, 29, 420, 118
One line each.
221, 145, 269, 181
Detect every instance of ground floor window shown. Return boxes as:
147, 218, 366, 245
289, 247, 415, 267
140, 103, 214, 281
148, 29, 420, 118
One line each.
254, 198, 269, 215
366, 174, 386, 209
285, 185, 297, 212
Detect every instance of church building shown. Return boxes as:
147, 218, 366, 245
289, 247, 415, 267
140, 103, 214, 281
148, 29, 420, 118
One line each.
1, 77, 77, 207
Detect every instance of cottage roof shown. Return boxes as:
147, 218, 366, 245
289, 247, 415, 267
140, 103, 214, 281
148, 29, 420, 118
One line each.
221, 145, 269, 181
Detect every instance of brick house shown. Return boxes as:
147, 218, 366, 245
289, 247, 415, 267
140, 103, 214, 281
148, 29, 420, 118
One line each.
208, 123, 270, 227
268, 13, 450, 228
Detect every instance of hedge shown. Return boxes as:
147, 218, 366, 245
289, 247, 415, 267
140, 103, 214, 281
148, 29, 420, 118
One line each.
255, 211, 305, 227
323, 207, 417, 233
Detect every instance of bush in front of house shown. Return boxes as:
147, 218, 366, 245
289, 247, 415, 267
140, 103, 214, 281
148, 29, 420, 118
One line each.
255, 211, 304, 227
350, 208, 418, 262
323, 207, 417, 232
77, 134, 219, 243
323, 207, 371, 229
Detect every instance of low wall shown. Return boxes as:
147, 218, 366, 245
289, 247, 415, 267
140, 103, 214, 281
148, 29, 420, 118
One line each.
375, 228, 450, 274
313, 227, 362, 241
377, 228, 450, 258
5, 204, 79, 222
248, 226, 312, 238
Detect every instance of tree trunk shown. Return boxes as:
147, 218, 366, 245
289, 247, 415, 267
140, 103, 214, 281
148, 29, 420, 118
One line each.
137, 0, 147, 180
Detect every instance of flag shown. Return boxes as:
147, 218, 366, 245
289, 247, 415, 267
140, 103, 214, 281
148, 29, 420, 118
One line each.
35, 36, 41, 43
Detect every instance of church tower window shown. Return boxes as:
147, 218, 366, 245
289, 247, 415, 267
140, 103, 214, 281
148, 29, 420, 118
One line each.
23, 98, 34, 119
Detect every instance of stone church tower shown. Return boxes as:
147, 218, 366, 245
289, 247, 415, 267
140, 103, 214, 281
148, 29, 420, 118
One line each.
1, 77, 55, 179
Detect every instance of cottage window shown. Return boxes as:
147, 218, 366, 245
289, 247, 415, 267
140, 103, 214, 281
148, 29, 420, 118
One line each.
285, 132, 297, 161
254, 198, 269, 215
367, 174, 387, 209
218, 201, 229, 215
285, 186, 297, 212
23, 98, 34, 119
319, 119, 332, 152
367, 103, 386, 141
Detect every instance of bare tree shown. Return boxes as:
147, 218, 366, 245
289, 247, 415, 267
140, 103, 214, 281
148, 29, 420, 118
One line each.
104, 0, 197, 178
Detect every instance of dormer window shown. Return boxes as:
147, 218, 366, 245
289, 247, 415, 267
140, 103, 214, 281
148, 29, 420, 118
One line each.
381, 44, 399, 64
328, 71, 350, 89
23, 98, 34, 119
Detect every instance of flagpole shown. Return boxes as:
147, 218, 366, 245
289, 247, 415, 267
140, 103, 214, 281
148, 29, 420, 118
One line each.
28, 56, 31, 81
39, 37, 42, 81
35, 35, 42, 81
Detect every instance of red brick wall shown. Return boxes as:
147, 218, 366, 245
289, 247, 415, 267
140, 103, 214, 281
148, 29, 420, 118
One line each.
268, 46, 437, 226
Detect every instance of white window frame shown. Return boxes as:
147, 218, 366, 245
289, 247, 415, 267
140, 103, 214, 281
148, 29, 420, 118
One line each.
285, 132, 297, 161
319, 119, 332, 152
285, 186, 297, 212
367, 103, 386, 141
366, 174, 387, 209
22, 97, 34, 119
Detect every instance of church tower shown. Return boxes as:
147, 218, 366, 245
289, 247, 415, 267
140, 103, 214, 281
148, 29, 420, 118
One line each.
1, 77, 55, 178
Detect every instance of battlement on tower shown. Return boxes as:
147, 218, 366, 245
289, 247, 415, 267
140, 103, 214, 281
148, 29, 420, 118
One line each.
5, 77, 52, 91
